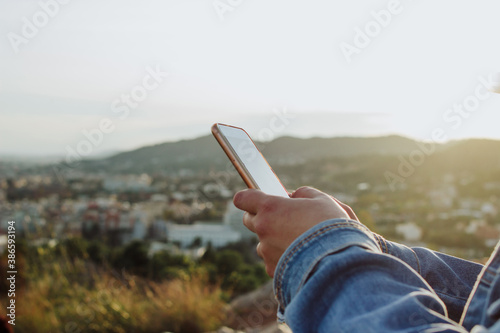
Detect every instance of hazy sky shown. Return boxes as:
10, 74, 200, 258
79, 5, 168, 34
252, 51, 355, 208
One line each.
1, 0, 499, 156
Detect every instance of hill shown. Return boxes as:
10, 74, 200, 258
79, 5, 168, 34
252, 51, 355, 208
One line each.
78, 134, 432, 174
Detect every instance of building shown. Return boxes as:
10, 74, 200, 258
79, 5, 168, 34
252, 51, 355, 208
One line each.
223, 201, 254, 239
395, 222, 423, 242
103, 174, 152, 192
167, 222, 241, 248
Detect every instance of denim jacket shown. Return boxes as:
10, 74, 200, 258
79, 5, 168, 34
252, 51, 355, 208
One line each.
274, 218, 500, 332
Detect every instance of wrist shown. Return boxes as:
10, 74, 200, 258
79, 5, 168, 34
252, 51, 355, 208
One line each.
273, 218, 380, 320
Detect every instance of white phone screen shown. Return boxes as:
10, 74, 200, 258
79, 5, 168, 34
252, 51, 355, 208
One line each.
217, 124, 289, 197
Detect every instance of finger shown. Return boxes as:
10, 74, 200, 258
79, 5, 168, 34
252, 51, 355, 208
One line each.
233, 189, 268, 214
266, 263, 277, 278
256, 242, 263, 259
242, 211, 257, 233
259, 243, 279, 277
290, 186, 324, 199
256, 242, 277, 277
331, 197, 358, 221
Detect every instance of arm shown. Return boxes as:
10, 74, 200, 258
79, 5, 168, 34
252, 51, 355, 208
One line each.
373, 235, 483, 323
275, 219, 467, 332
323, 194, 482, 322
234, 187, 469, 332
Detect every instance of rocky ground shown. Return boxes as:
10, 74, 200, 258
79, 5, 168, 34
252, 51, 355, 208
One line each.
210, 281, 293, 333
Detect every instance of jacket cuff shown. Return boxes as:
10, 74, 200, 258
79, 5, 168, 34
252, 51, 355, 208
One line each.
372, 233, 421, 274
273, 218, 381, 321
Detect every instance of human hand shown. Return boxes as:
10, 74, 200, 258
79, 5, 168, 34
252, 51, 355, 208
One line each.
233, 186, 353, 277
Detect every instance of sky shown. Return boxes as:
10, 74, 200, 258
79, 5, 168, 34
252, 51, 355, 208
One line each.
1, 0, 499, 157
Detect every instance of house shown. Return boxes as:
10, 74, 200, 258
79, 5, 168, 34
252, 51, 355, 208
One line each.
166, 222, 241, 248
395, 222, 422, 242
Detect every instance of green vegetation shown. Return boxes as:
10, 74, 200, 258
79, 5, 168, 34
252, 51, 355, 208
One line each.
3, 135, 500, 331
0, 238, 269, 332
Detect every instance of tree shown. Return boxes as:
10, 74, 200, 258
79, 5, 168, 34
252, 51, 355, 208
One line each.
87, 240, 108, 264
115, 240, 149, 276
215, 250, 243, 276
200, 242, 216, 264
60, 237, 88, 260
151, 250, 193, 280
189, 236, 202, 249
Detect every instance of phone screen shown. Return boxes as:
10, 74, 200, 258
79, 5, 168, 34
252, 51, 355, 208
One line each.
214, 124, 289, 198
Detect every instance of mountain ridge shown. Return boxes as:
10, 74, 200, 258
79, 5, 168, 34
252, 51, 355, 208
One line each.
77, 134, 500, 174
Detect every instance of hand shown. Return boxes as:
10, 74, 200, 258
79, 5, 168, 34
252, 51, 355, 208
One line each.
233, 186, 353, 277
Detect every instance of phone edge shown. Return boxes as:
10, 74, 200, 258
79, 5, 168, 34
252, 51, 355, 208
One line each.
211, 123, 260, 190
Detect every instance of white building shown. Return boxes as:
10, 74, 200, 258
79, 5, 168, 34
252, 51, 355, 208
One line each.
428, 186, 457, 209
396, 222, 423, 242
103, 174, 152, 192
223, 201, 253, 239
131, 219, 147, 240
167, 222, 241, 248
148, 241, 180, 258
482, 202, 497, 216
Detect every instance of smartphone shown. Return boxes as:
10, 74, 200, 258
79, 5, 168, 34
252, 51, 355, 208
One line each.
211, 123, 289, 197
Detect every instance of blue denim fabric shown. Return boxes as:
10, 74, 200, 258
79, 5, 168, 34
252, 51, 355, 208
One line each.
273, 218, 500, 332
374, 234, 483, 323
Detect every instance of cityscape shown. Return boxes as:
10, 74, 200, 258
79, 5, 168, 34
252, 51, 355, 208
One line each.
1, 134, 500, 332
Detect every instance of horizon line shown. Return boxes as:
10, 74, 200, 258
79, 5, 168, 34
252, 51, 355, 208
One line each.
2, 132, 500, 159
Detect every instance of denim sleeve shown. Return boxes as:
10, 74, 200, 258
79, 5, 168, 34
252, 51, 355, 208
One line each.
373, 234, 484, 323
274, 219, 468, 332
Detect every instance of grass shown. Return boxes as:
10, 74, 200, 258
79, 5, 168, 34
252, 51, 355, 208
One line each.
1, 244, 228, 333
